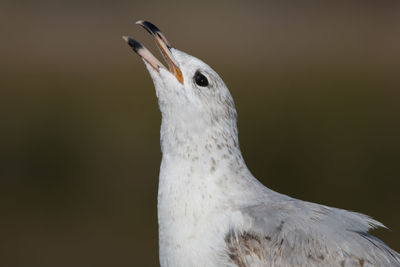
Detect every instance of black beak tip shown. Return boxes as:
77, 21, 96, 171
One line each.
136, 20, 161, 35
122, 36, 143, 52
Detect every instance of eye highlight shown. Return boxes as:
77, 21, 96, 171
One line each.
194, 71, 209, 87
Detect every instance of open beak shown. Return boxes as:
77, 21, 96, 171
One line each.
123, 21, 184, 84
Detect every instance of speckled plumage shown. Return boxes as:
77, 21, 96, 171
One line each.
124, 21, 400, 267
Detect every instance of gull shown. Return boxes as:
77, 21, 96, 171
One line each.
123, 21, 400, 267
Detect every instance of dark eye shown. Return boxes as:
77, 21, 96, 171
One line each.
194, 71, 209, 87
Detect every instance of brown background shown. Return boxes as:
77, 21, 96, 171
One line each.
1, 1, 399, 266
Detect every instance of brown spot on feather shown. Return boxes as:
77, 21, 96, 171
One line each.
225, 231, 267, 267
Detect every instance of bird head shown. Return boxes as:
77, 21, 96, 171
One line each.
123, 21, 237, 135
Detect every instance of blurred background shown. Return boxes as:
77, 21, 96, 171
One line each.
1, 1, 399, 266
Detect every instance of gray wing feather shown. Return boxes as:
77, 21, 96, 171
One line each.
225, 199, 400, 266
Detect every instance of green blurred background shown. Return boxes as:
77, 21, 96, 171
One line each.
1, 1, 399, 266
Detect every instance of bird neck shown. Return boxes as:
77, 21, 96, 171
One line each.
160, 112, 242, 164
